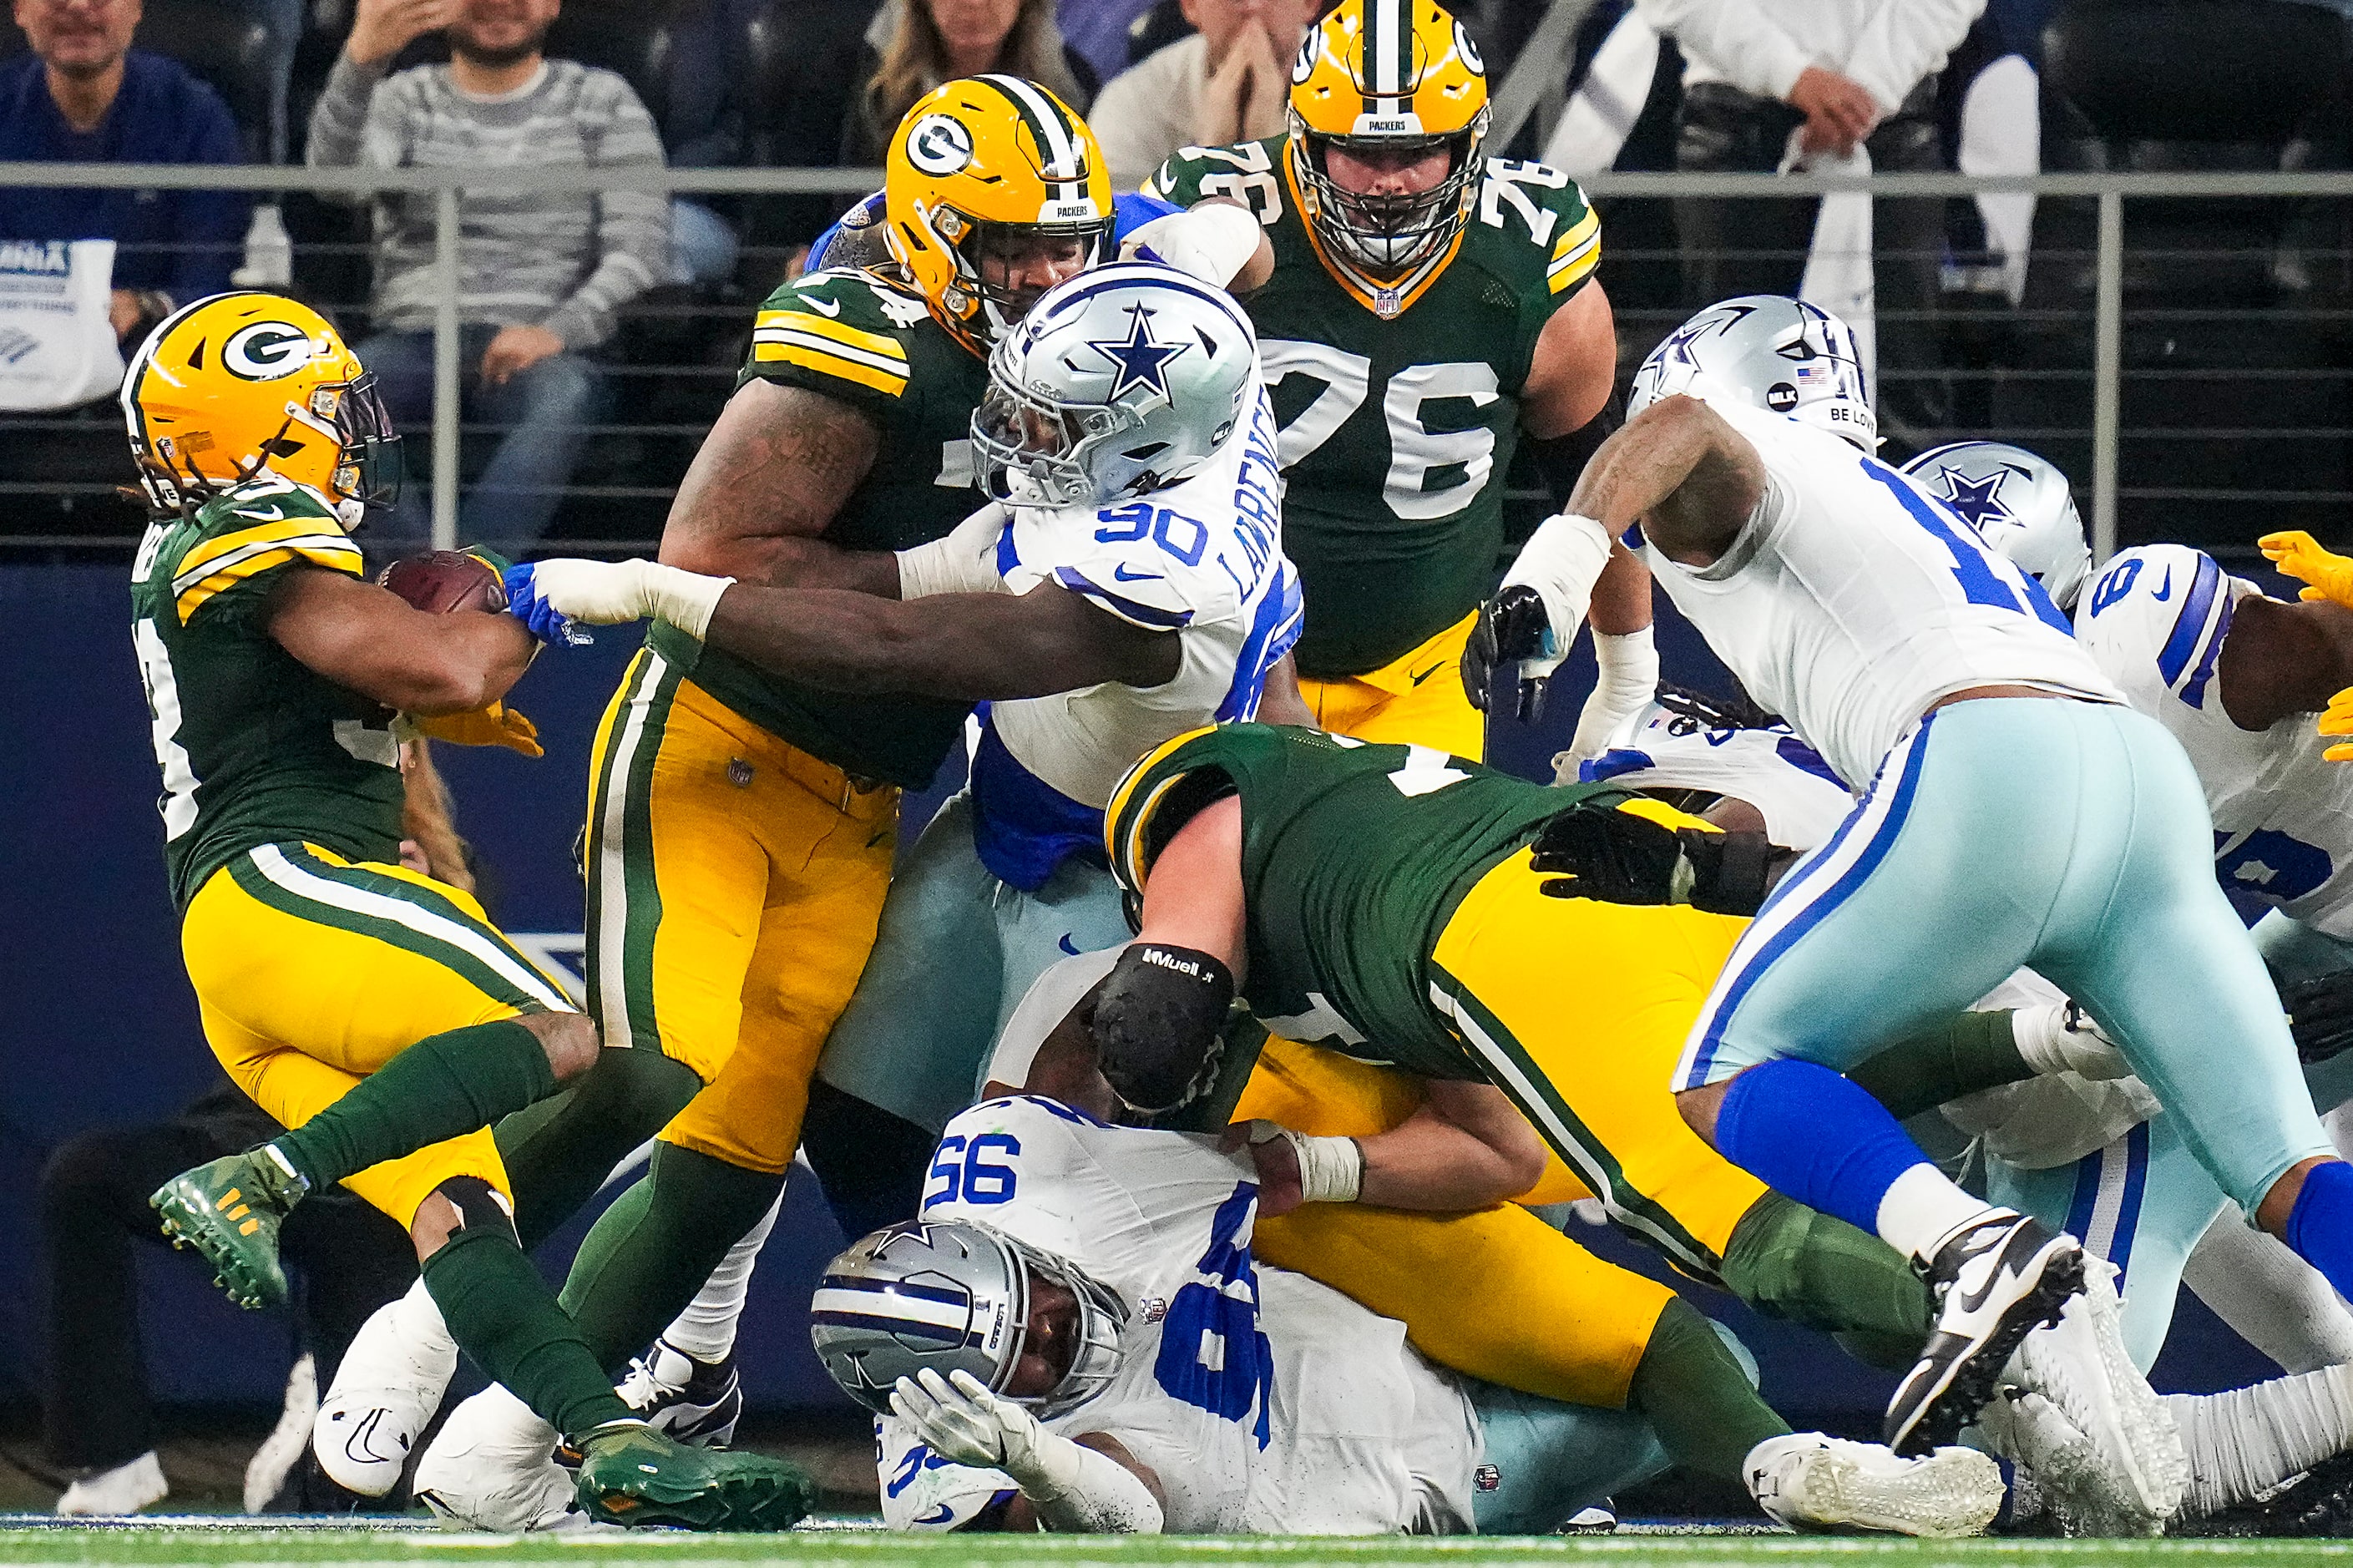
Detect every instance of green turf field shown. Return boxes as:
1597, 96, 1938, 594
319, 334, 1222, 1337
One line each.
3, 1524, 2353, 1568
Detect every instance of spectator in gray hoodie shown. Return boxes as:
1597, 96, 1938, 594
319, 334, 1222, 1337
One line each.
307, 0, 669, 547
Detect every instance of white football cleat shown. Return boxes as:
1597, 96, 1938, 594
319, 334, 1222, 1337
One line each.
618, 1338, 743, 1446
312, 1294, 458, 1496
54, 1450, 168, 1517
2001, 1262, 2187, 1534
1746, 1433, 2005, 1537
412, 1383, 579, 1532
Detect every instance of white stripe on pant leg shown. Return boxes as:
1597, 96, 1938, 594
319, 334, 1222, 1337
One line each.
1431, 983, 1713, 1277
1672, 720, 1932, 1090
594, 650, 670, 1051
250, 844, 573, 1012
2084, 1141, 2131, 1262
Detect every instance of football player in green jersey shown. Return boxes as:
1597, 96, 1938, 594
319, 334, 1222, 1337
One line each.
1143, 0, 1653, 763
126, 292, 811, 1529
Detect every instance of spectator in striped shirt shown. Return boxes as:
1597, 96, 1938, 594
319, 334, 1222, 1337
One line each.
306, 0, 670, 549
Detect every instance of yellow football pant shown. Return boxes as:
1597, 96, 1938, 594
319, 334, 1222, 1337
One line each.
584, 650, 896, 1175
181, 842, 574, 1226
1298, 609, 1486, 761
1429, 845, 1769, 1279
1233, 1037, 1672, 1409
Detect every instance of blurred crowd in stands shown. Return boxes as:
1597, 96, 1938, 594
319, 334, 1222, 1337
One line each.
0, 0, 2348, 551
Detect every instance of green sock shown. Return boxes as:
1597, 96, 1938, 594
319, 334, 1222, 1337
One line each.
271, 1019, 554, 1191
494, 1049, 701, 1249
560, 1141, 784, 1373
420, 1226, 632, 1439
1845, 1009, 2028, 1120
1720, 1191, 1932, 1347
1629, 1298, 1790, 1483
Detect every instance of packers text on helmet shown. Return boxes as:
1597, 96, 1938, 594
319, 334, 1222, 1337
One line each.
883, 75, 1112, 356
1288, 0, 1490, 294
121, 292, 397, 526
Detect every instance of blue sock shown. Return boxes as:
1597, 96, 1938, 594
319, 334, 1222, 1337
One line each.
1714, 1059, 1938, 1237
2285, 1161, 2353, 1301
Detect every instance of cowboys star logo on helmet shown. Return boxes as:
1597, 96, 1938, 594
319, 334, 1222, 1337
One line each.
1903, 441, 2094, 610
1086, 305, 1190, 403
1930, 466, 2014, 532
1629, 295, 1878, 452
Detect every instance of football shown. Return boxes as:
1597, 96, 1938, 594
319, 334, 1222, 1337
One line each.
379, 550, 506, 614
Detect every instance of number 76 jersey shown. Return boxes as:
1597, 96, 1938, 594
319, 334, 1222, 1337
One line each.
1143, 138, 1601, 679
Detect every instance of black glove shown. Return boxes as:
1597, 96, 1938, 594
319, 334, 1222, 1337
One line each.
1460, 584, 1555, 722
1531, 803, 1783, 916
2284, 969, 2353, 1066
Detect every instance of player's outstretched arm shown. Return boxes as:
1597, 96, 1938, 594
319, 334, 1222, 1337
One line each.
656, 380, 902, 596
266, 568, 535, 716
1243, 1078, 1547, 1216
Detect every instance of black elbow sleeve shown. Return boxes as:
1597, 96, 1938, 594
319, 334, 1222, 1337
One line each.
1526, 392, 1622, 510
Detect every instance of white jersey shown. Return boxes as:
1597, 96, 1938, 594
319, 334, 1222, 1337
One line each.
875, 1095, 1478, 1535
1577, 697, 1856, 849
971, 380, 1303, 891
2076, 544, 2353, 940
1639, 398, 2122, 788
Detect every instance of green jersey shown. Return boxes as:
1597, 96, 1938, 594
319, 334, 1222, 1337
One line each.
646, 266, 981, 788
128, 478, 405, 911
1106, 723, 1618, 1079
1144, 139, 1601, 677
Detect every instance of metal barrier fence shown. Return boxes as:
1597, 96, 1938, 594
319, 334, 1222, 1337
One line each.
4, 161, 2350, 563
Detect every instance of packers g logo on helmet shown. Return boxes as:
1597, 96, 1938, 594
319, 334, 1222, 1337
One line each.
121, 292, 400, 526
1288, 0, 1491, 296
884, 75, 1112, 358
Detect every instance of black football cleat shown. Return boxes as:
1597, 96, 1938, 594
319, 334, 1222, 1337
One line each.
1886, 1211, 2082, 1456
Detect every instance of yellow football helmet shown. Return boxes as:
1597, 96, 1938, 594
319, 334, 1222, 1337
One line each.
1288, 0, 1491, 282
121, 291, 398, 525
883, 74, 1113, 357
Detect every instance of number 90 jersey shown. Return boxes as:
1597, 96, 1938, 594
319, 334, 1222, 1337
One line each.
1142, 138, 1600, 680
883, 1095, 1271, 1532
2076, 544, 2353, 939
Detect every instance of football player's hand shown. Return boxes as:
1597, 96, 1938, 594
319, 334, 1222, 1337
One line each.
2260, 531, 2353, 609
2316, 687, 2353, 762
500, 563, 590, 646
2283, 969, 2353, 1065
892, 1369, 1047, 1476
405, 701, 542, 756
507, 559, 735, 640
1530, 802, 1687, 903
1463, 584, 1561, 721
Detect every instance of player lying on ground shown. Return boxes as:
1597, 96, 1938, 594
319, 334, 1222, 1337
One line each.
1591, 681, 2353, 1536
308, 87, 1279, 1496
124, 292, 808, 1529
1473, 291, 2353, 1515
806, 961, 2001, 1535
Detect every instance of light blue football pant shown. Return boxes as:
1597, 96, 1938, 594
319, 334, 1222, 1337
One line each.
1986, 1116, 2228, 1373
1677, 697, 2334, 1216
815, 791, 1132, 1134
1465, 1322, 1754, 1533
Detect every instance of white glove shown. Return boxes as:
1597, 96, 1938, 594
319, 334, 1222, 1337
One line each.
891, 1370, 1163, 1533
897, 503, 1013, 599
2013, 1000, 2132, 1080
522, 559, 734, 640
1120, 203, 1262, 287
1564, 624, 1658, 767
1246, 1121, 1364, 1203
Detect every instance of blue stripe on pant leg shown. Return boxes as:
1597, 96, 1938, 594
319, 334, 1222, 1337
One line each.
1677, 715, 1937, 1089
2113, 1120, 2151, 1281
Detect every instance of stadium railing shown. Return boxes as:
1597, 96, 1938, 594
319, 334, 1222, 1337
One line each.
2, 161, 2348, 565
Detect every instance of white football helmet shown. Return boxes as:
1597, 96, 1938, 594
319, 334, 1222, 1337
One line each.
1904, 441, 2093, 611
971, 260, 1258, 508
1627, 296, 1876, 452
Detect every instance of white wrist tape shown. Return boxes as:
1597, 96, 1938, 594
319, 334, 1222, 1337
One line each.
1121, 203, 1262, 287
1566, 624, 1658, 765
1250, 1122, 1364, 1203
2014, 1001, 2130, 1080
1015, 1429, 1166, 1534
639, 561, 733, 641
1503, 513, 1615, 660
897, 504, 1011, 599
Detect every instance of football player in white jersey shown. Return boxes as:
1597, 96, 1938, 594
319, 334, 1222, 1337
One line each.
1461, 293, 2353, 1511
1587, 681, 2353, 1535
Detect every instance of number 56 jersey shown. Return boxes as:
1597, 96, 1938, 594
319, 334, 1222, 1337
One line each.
881, 1095, 1273, 1533
2076, 544, 2353, 939
1143, 139, 1600, 680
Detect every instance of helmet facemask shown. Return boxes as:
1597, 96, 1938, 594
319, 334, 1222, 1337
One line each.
996, 1231, 1127, 1420
310, 372, 403, 527
923, 202, 1112, 349
1293, 109, 1487, 278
